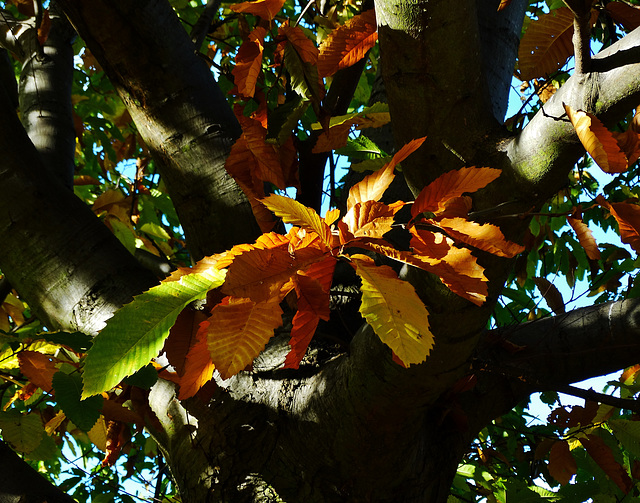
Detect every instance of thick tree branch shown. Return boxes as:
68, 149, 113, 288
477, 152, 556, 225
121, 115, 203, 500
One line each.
57, 0, 259, 259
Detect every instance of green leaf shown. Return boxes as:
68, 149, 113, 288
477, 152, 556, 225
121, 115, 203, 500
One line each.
335, 135, 386, 160
122, 363, 158, 389
266, 96, 309, 145
0, 411, 44, 453
609, 419, 640, 459
284, 43, 321, 103
54, 371, 103, 431
82, 268, 226, 398
40, 331, 93, 353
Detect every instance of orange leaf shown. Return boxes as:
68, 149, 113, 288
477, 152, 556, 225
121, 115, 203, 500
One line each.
564, 104, 628, 174
207, 296, 283, 379
177, 325, 216, 399
497, 0, 512, 11
261, 194, 333, 249
232, 27, 267, 98
346, 138, 424, 211
324, 208, 341, 226
221, 232, 327, 302
580, 434, 632, 494
18, 351, 58, 393
548, 440, 577, 485
597, 196, 640, 252
517, 8, 597, 81
412, 167, 501, 217
280, 23, 318, 64
343, 200, 404, 239
37, 9, 51, 46
436, 217, 524, 258
318, 10, 377, 77
567, 216, 601, 260
612, 129, 640, 165
230, 0, 285, 21
284, 272, 332, 369
312, 123, 351, 153
102, 421, 128, 467
532, 277, 565, 315
163, 308, 209, 376
101, 400, 144, 425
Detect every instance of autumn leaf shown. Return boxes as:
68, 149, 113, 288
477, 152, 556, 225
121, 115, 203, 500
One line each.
206, 296, 284, 379
176, 326, 216, 400
548, 440, 577, 485
261, 194, 333, 248
230, 0, 286, 21
284, 270, 332, 369
163, 308, 209, 377
497, 0, 512, 11
596, 196, 640, 252
220, 231, 327, 302
318, 10, 377, 77
18, 351, 59, 393
412, 167, 501, 217
352, 255, 433, 365
284, 42, 322, 103
580, 433, 633, 494
532, 277, 565, 315
612, 128, 640, 165
232, 27, 267, 98
37, 9, 51, 46
517, 7, 597, 81
606, 1, 640, 31
343, 200, 404, 239
436, 217, 524, 258
567, 216, 601, 260
280, 24, 319, 64
564, 104, 628, 174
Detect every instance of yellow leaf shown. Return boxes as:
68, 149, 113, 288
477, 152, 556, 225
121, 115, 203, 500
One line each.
261, 194, 333, 248
324, 208, 341, 226
436, 217, 524, 258
318, 10, 377, 78
206, 297, 283, 379
352, 255, 433, 366
564, 104, 628, 173
412, 167, 501, 217
88, 416, 108, 452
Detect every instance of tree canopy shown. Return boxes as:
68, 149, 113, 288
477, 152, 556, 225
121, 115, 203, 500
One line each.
3, 0, 640, 502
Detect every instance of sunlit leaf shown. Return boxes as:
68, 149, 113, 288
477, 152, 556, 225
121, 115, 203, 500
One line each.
436, 217, 524, 258
206, 296, 283, 379
567, 216, 601, 260
177, 327, 216, 400
343, 200, 404, 239
261, 194, 333, 248
564, 104, 628, 173
596, 196, 640, 252
353, 255, 433, 365
82, 268, 226, 398
230, 0, 286, 21
18, 351, 59, 393
412, 167, 501, 217
280, 23, 319, 64
318, 10, 377, 77
497, 0, 512, 11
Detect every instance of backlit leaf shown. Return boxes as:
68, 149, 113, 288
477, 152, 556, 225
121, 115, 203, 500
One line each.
284, 42, 322, 103
0, 412, 44, 453
497, 0, 512, 10
230, 0, 286, 21
518, 7, 583, 81
221, 231, 327, 302
206, 296, 283, 379
548, 440, 577, 485
353, 255, 433, 365
580, 433, 632, 494
261, 194, 333, 248
280, 23, 319, 64
412, 167, 501, 217
436, 217, 524, 258
606, 1, 640, 31
564, 104, 628, 173
82, 268, 226, 398
18, 351, 59, 392
54, 372, 103, 431
232, 27, 267, 98
343, 200, 404, 239
318, 10, 377, 77
596, 196, 640, 252
284, 271, 332, 369
612, 129, 640, 165
567, 216, 601, 260
177, 327, 216, 400
533, 277, 565, 315
346, 162, 395, 211
163, 307, 209, 377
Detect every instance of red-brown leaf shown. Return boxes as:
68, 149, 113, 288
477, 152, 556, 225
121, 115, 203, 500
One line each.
548, 440, 577, 485
232, 27, 267, 98
230, 0, 286, 20
597, 196, 640, 252
533, 277, 565, 315
567, 216, 601, 260
280, 23, 318, 64
18, 351, 58, 393
177, 325, 216, 399
580, 434, 633, 494
606, 1, 640, 31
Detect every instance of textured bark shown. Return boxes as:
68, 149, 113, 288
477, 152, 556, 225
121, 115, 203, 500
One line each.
57, 0, 260, 259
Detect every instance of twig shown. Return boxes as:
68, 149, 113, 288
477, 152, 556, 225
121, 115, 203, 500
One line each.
190, 0, 222, 51
555, 383, 640, 413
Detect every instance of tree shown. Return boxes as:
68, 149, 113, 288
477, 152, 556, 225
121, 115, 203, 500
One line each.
2, 0, 640, 501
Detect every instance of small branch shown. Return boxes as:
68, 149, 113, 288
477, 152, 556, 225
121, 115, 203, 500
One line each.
563, 0, 591, 74
556, 383, 640, 414
190, 0, 221, 51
